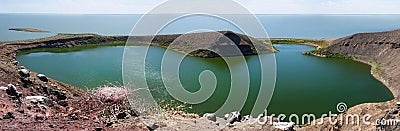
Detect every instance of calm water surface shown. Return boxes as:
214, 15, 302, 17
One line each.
16, 44, 393, 121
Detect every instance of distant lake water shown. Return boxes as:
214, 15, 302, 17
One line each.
16, 44, 394, 122
1, 14, 400, 41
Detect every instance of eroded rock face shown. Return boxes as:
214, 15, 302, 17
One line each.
302, 30, 400, 130
325, 29, 400, 97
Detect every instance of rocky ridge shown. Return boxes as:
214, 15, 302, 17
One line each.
0, 32, 275, 130
301, 29, 400, 130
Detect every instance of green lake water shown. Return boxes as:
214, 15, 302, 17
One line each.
16, 44, 393, 122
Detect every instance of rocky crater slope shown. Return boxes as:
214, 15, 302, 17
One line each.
301, 30, 400, 130
0, 31, 275, 130
0, 34, 149, 130
325, 29, 400, 97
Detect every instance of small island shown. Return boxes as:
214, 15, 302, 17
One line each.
9, 28, 49, 33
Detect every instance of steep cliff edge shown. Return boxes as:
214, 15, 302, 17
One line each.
300, 30, 400, 130
325, 29, 400, 97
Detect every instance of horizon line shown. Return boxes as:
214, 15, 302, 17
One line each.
1, 12, 400, 15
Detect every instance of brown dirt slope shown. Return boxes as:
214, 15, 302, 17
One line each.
325, 29, 400, 97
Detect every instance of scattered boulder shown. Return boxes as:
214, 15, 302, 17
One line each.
20, 78, 33, 87
16, 108, 24, 113
130, 109, 140, 117
18, 69, 30, 77
30, 99, 38, 104
203, 113, 217, 122
69, 114, 79, 120
57, 100, 69, 107
6, 84, 21, 97
105, 122, 113, 127
39, 104, 47, 111
273, 122, 295, 131
35, 114, 45, 120
147, 123, 159, 131
37, 74, 48, 82
116, 112, 128, 119
80, 116, 89, 120
12, 60, 19, 65
3, 112, 15, 119
53, 90, 67, 100
25, 96, 47, 103
43, 98, 54, 107
95, 127, 103, 131
389, 109, 399, 114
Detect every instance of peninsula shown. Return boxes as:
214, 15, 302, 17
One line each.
9, 28, 49, 33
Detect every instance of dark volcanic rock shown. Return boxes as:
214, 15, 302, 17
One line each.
52, 90, 67, 100
147, 123, 159, 131
6, 84, 18, 96
35, 114, 45, 120
95, 127, 103, 131
37, 74, 48, 82
116, 112, 128, 119
18, 69, 30, 78
3, 112, 15, 119
130, 109, 140, 117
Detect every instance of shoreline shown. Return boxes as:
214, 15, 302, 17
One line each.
1, 33, 397, 130
0, 33, 277, 130
299, 30, 400, 130
272, 40, 397, 130
299, 54, 397, 130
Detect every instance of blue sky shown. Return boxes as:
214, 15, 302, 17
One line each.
1, 0, 400, 14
